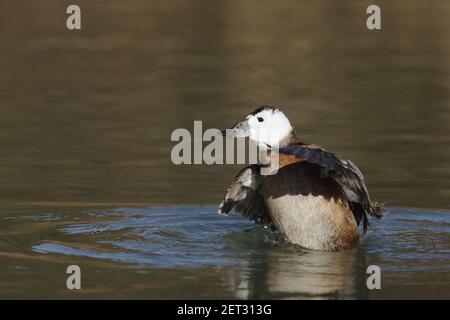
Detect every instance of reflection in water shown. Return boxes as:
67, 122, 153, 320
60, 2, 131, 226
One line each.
1, 206, 448, 299
226, 247, 369, 299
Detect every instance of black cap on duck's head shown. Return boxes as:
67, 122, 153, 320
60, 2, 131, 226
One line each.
222, 106, 294, 148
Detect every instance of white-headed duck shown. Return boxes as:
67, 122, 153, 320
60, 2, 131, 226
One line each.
219, 106, 383, 251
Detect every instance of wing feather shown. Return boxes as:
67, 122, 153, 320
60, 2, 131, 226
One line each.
279, 145, 383, 231
219, 165, 272, 227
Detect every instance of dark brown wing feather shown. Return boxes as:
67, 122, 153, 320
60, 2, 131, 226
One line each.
219, 165, 273, 227
279, 144, 383, 231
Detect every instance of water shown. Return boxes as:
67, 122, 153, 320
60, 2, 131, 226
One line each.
0, 0, 449, 299
0, 206, 448, 299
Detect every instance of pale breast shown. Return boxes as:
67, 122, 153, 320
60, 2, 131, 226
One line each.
261, 161, 359, 251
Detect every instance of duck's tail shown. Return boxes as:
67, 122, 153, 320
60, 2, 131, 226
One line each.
362, 201, 385, 233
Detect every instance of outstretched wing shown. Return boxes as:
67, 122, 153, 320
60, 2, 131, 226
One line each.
219, 165, 272, 227
279, 144, 383, 231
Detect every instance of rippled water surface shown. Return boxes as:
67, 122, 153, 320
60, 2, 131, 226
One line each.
0, 0, 449, 299
0, 206, 449, 299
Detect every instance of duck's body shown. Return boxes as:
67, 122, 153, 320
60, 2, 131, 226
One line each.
262, 160, 359, 251
219, 106, 382, 251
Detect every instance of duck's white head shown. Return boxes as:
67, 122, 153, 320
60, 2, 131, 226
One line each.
223, 106, 294, 148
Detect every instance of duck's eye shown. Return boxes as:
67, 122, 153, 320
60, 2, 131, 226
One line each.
257, 117, 264, 122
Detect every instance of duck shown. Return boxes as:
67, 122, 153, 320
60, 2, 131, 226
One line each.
219, 106, 383, 251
